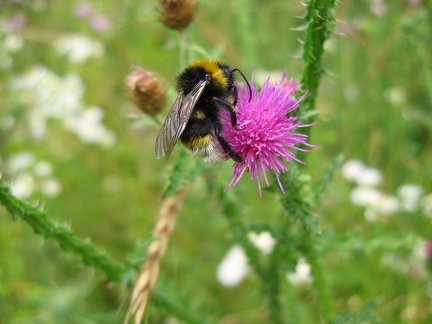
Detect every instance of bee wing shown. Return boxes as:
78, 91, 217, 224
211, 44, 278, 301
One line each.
154, 79, 209, 160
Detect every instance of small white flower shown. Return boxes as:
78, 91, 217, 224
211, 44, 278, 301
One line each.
384, 87, 406, 106
341, 160, 382, 187
65, 106, 116, 148
8, 152, 35, 173
4, 34, 24, 52
40, 178, 62, 197
53, 34, 104, 63
398, 184, 423, 212
286, 258, 313, 286
11, 173, 36, 199
33, 161, 53, 177
341, 160, 364, 182
248, 231, 276, 255
356, 167, 382, 187
216, 245, 249, 288
376, 194, 399, 215
352, 187, 399, 221
350, 186, 381, 207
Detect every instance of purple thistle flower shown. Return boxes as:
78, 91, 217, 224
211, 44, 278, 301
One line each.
221, 71, 315, 196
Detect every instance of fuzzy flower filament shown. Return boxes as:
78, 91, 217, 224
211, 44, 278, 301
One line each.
222, 72, 315, 195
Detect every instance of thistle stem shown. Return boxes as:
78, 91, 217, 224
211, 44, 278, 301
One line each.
299, 0, 337, 141
0, 180, 125, 282
301, 220, 335, 323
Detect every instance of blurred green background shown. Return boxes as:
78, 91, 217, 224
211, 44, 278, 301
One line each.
1, 0, 431, 323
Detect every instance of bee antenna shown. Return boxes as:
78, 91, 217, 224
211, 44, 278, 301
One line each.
231, 68, 252, 102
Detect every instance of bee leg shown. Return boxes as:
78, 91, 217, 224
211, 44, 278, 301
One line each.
213, 97, 237, 127
217, 133, 243, 162
210, 113, 243, 163
231, 84, 239, 107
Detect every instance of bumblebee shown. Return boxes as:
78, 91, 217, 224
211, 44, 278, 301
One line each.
154, 60, 251, 163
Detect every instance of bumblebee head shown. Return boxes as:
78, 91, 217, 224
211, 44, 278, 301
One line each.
189, 60, 228, 88
176, 60, 251, 102
194, 60, 252, 102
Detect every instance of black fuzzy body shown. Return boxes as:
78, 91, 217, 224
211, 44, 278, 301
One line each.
176, 62, 242, 163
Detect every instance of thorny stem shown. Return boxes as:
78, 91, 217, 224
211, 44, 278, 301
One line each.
0, 180, 125, 283
295, 2, 338, 320
299, 0, 337, 141
300, 219, 335, 323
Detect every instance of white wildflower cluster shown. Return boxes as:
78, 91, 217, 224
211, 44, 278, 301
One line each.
286, 258, 313, 287
216, 231, 313, 288
342, 159, 432, 221
53, 34, 104, 64
380, 240, 429, 281
10, 66, 116, 148
216, 245, 249, 288
6, 152, 62, 199
0, 24, 24, 69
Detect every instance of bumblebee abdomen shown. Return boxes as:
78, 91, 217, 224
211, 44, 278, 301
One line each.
180, 112, 212, 139
179, 111, 224, 163
180, 134, 224, 164
180, 135, 211, 150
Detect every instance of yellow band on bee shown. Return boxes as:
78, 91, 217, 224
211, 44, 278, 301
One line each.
182, 135, 211, 149
189, 60, 228, 88
193, 111, 206, 119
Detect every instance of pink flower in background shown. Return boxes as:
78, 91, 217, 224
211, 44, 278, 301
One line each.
75, 2, 93, 17
89, 14, 111, 33
6, 13, 26, 30
222, 71, 315, 196
74, 2, 111, 33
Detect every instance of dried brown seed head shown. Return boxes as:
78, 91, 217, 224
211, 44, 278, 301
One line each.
125, 67, 167, 115
159, 0, 197, 30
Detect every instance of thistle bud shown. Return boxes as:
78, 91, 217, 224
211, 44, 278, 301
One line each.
125, 67, 166, 115
159, 0, 197, 30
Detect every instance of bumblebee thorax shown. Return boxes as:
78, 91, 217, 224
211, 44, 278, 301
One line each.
176, 60, 230, 93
